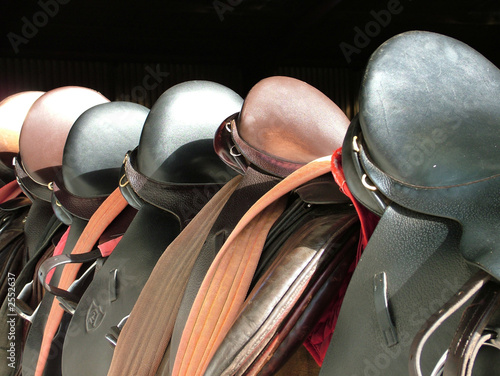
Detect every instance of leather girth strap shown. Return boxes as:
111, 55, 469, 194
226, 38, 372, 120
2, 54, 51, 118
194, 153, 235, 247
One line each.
172, 156, 332, 376
409, 270, 492, 376
34, 188, 128, 376
107, 175, 243, 376
443, 281, 500, 375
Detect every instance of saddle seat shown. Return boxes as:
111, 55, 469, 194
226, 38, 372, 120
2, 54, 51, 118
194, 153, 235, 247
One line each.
345, 31, 500, 280
216, 76, 348, 180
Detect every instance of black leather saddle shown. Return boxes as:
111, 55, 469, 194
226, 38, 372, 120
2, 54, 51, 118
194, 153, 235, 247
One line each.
61, 80, 243, 376
20, 99, 146, 376
321, 31, 500, 376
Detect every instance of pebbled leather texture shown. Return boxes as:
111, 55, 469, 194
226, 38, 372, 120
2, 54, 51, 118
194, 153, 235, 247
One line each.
319, 204, 475, 376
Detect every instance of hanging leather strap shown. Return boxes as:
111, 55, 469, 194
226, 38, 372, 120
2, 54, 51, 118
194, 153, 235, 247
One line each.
107, 175, 243, 376
442, 281, 500, 376
172, 156, 332, 376
34, 188, 128, 376
409, 270, 491, 376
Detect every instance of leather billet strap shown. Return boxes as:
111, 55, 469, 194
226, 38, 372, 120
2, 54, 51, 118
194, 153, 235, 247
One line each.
52, 178, 107, 220
442, 280, 500, 375
409, 270, 491, 376
123, 149, 223, 228
172, 156, 333, 376
14, 155, 52, 202
214, 114, 305, 179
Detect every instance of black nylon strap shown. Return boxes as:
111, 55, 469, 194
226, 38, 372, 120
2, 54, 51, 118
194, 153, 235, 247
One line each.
123, 149, 223, 228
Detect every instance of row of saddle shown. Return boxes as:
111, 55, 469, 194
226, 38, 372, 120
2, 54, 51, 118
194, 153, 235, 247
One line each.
0, 30, 499, 376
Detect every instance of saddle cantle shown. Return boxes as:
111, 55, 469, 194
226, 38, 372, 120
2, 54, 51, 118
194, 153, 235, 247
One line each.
0, 91, 44, 181
321, 31, 500, 376
65, 81, 243, 376
216, 76, 348, 179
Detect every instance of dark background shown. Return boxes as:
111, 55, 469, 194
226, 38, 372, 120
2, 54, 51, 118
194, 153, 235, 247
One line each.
1, 0, 498, 117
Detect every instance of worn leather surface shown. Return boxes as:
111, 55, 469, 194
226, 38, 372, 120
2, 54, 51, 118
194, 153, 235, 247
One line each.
237, 76, 349, 169
319, 205, 475, 376
353, 31, 500, 278
359, 31, 500, 188
205, 209, 358, 376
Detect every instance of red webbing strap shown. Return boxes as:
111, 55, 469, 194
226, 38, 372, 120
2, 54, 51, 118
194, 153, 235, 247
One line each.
0, 180, 22, 204
172, 157, 333, 376
46, 227, 71, 283
34, 188, 128, 376
330, 148, 379, 261
302, 148, 381, 365
107, 176, 243, 376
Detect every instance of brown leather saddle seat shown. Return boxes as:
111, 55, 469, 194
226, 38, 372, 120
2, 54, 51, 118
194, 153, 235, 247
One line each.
216, 75, 348, 179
